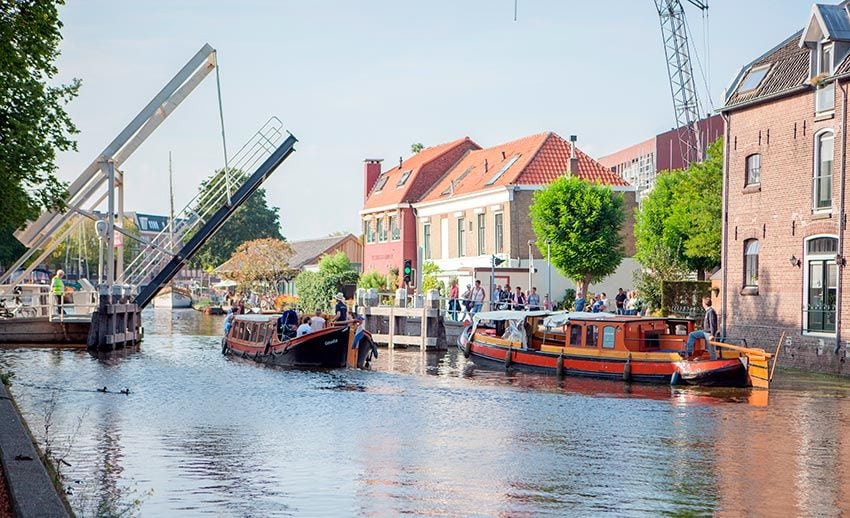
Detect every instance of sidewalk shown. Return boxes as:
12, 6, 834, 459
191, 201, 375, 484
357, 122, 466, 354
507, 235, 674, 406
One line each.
0, 383, 69, 517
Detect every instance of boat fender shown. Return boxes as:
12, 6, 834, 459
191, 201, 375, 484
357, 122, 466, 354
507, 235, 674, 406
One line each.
505, 347, 512, 369
556, 353, 564, 378
670, 370, 681, 386
221, 338, 228, 355
623, 354, 632, 382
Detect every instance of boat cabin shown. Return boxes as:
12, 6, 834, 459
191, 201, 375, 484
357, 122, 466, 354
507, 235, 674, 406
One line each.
528, 315, 697, 353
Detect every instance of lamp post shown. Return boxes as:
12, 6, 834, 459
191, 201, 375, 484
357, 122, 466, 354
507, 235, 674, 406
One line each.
546, 239, 551, 307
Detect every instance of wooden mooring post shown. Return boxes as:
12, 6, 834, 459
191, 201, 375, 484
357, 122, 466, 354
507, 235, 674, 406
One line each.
87, 289, 143, 351
357, 288, 446, 350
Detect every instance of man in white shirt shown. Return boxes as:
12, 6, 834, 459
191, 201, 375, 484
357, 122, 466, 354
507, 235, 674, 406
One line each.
310, 309, 326, 331
296, 316, 312, 337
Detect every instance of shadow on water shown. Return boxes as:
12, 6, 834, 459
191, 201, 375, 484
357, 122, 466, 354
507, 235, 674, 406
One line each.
3, 309, 850, 515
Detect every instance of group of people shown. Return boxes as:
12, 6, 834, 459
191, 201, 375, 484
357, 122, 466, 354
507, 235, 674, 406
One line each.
446, 279, 552, 321
573, 288, 644, 315
224, 290, 276, 314
224, 292, 349, 339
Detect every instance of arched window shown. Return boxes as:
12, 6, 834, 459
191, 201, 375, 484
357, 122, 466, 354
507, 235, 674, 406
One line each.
746, 154, 761, 186
744, 239, 759, 287
814, 131, 834, 210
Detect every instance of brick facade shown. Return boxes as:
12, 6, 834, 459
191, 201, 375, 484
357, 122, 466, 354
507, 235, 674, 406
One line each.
724, 82, 850, 374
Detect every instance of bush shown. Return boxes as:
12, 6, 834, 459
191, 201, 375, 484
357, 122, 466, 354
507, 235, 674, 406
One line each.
294, 252, 359, 312
358, 270, 387, 290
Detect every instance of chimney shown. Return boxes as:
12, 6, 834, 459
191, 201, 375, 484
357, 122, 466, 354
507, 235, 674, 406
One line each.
569, 135, 579, 174
501, 151, 506, 160
484, 159, 489, 172
399, 156, 403, 169
364, 159, 383, 201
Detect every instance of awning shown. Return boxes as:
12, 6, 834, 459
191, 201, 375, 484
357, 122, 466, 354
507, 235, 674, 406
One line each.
213, 279, 238, 288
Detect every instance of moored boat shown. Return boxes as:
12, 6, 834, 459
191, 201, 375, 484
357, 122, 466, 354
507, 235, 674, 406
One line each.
458, 310, 774, 389
222, 314, 377, 369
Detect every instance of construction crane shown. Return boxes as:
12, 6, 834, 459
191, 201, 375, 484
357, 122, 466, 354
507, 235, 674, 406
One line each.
654, 0, 709, 167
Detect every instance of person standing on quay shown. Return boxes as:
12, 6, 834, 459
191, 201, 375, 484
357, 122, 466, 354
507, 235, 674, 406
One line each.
448, 279, 460, 320
527, 287, 540, 311
471, 280, 486, 315
51, 269, 65, 315
615, 288, 627, 315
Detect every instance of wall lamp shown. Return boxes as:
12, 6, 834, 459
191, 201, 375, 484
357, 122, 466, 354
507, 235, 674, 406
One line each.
789, 255, 801, 267
837, 254, 847, 267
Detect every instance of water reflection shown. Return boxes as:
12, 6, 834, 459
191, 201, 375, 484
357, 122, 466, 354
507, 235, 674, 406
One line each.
1, 309, 849, 515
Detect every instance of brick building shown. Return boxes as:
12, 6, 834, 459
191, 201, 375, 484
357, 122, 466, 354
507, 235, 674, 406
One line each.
412, 132, 637, 302
360, 138, 481, 275
721, 2, 850, 373
598, 116, 724, 201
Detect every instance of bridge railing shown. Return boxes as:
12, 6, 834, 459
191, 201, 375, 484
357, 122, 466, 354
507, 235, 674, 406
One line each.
119, 117, 285, 287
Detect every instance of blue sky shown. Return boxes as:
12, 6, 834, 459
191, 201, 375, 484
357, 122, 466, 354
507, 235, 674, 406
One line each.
54, 0, 816, 240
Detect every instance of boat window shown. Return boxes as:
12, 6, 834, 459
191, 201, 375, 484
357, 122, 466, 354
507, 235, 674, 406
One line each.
602, 326, 616, 348
569, 325, 582, 346
257, 324, 267, 344
237, 322, 245, 339
585, 325, 598, 347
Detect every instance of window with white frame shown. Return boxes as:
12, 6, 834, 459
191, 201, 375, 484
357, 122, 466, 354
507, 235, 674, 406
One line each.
364, 220, 374, 243
477, 213, 486, 255
423, 223, 431, 259
814, 131, 834, 210
494, 213, 504, 254
819, 43, 834, 75
744, 239, 759, 288
805, 236, 838, 334
456, 218, 465, 257
745, 154, 761, 186
389, 215, 400, 241
377, 217, 386, 242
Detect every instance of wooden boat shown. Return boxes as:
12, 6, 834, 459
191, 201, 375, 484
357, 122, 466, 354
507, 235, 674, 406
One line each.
222, 314, 377, 369
458, 310, 774, 389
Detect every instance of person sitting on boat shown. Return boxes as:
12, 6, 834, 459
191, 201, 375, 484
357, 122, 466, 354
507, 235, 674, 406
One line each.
224, 309, 235, 335
279, 307, 298, 339
574, 292, 586, 312
333, 293, 348, 322
684, 297, 719, 359
311, 309, 326, 331
297, 316, 312, 337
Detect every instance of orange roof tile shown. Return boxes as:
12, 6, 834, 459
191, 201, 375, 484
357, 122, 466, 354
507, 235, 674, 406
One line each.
419, 132, 628, 203
363, 137, 479, 209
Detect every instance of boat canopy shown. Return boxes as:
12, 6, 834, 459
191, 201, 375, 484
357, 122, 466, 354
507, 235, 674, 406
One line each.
542, 311, 619, 328
234, 314, 280, 322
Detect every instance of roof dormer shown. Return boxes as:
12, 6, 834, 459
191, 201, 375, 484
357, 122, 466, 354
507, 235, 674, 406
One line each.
800, 3, 850, 78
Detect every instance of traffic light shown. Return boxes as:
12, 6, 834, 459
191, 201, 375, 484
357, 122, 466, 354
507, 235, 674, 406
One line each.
403, 259, 413, 285
492, 255, 506, 267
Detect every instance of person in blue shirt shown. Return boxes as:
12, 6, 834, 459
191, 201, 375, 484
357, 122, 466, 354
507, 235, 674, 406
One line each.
574, 292, 586, 312
333, 293, 348, 322
591, 294, 606, 313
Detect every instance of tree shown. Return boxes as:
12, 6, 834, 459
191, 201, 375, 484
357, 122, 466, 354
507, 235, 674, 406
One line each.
220, 238, 295, 292
410, 142, 424, 154
635, 138, 723, 279
1, 0, 80, 230
358, 270, 387, 290
421, 261, 445, 294
190, 168, 284, 270
294, 252, 359, 313
530, 176, 625, 296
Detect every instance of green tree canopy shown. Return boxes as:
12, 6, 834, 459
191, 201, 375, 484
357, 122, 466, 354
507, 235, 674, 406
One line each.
530, 176, 625, 296
410, 142, 424, 154
190, 168, 284, 270
294, 252, 359, 313
1, 0, 80, 230
219, 238, 295, 292
635, 138, 723, 279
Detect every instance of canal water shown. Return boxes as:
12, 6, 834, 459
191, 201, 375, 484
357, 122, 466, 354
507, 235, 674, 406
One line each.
3, 309, 850, 516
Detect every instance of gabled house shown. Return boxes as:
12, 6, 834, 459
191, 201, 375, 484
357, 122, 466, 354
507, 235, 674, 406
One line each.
360, 137, 481, 275
412, 132, 637, 301
720, 1, 850, 374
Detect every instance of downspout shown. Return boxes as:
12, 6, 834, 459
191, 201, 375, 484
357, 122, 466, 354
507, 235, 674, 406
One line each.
721, 112, 731, 339
836, 82, 847, 354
